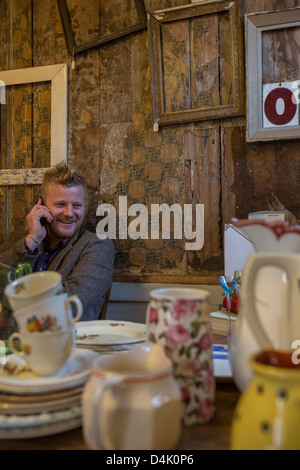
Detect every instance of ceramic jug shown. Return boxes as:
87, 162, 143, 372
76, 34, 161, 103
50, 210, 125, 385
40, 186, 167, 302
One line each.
82, 342, 182, 450
229, 219, 300, 391
231, 349, 300, 450
242, 253, 300, 349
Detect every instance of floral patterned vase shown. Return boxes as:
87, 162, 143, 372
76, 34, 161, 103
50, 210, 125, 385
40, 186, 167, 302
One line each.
146, 287, 215, 426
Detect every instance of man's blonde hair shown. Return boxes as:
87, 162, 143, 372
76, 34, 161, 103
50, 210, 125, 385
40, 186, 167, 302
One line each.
41, 162, 86, 202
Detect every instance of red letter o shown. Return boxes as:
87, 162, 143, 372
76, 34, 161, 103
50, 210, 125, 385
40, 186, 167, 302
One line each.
264, 87, 297, 125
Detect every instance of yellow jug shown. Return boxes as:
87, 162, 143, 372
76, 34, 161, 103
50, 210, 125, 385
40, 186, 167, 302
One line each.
231, 349, 300, 450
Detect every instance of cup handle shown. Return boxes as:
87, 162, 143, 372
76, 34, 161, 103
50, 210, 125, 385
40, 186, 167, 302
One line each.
7, 332, 23, 356
242, 254, 296, 349
65, 295, 83, 324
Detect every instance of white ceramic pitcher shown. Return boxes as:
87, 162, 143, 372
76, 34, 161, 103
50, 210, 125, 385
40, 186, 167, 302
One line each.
242, 253, 300, 350
229, 219, 300, 391
82, 342, 182, 450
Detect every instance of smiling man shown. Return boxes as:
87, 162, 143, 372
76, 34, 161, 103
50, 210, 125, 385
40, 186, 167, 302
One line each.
0, 162, 115, 321
39, 184, 85, 247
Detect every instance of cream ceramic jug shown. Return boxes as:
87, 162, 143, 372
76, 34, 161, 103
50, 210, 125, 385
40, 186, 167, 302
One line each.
82, 342, 182, 450
229, 219, 300, 391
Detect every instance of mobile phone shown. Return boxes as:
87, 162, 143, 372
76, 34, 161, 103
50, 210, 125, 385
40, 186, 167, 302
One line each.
35, 197, 47, 226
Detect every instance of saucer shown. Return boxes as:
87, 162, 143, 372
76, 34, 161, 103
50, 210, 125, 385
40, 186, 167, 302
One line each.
0, 348, 97, 394
75, 320, 147, 347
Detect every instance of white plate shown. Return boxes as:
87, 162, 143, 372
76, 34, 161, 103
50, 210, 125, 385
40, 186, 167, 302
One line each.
0, 416, 82, 439
0, 386, 84, 404
75, 320, 147, 346
0, 405, 82, 440
76, 342, 144, 354
0, 406, 81, 429
0, 348, 97, 394
0, 395, 81, 415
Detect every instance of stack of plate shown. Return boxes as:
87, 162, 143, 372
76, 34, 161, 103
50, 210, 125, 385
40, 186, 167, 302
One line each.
75, 320, 147, 354
0, 348, 97, 439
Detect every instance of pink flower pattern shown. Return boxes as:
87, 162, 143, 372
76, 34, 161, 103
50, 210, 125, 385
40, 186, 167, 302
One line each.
197, 398, 215, 421
203, 369, 214, 392
147, 294, 215, 425
181, 387, 190, 403
198, 332, 211, 351
148, 307, 159, 323
166, 325, 190, 345
173, 299, 197, 319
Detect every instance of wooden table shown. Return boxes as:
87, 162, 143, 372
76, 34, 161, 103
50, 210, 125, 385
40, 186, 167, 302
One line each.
0, 382, 240, 451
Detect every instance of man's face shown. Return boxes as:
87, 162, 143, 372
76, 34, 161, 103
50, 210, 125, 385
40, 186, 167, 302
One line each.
44, 183, 85, 243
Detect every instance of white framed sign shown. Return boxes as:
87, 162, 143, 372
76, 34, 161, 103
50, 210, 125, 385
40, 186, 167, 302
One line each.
246, 8, 300, 142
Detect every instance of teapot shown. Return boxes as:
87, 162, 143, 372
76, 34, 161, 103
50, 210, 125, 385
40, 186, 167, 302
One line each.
229, 219, 300, 391
81, 342, 182, 450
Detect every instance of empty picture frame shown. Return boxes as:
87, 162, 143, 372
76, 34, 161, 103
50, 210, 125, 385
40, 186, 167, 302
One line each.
148, 0, 245, 127
57, 0, 147, 55
246, 8, 300, 142
0, 64, 68, 185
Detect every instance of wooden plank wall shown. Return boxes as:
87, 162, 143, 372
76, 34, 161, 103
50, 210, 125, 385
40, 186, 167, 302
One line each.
0, 0, 300, 285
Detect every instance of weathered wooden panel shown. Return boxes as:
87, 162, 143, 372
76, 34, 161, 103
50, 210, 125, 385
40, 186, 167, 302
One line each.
242, 0, 300, 16
0, 0, 10, 246
262, 25, 300, 84
184, 126, 223, 275
270, 143, 300, 221
221, 122, 300, 225
67, 0, 100, 47
99, 0, 140, 38
192, 12, 232, 109
7, 0, 33, 238
72, 127, 101, 231
161, 19, 190, 112
219, 10, 234, 107
150, 2, 244, 127
33, 1, 67, 65
0, 168, 47, 185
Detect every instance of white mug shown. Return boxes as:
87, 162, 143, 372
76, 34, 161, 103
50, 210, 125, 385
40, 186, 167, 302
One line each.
5, 271, 63, 311
13, 293, 82, 333
8, 329, 74, 376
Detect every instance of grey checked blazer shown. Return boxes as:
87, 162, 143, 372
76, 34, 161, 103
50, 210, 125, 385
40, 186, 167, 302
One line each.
0, 229, 115, 321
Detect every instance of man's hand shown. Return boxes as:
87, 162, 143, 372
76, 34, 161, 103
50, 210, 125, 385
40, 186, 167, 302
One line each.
25, 198, 53, 249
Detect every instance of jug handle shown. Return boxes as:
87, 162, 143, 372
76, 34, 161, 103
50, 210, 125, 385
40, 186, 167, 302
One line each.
242, 254, 295, 350
87, 374, 124, 450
